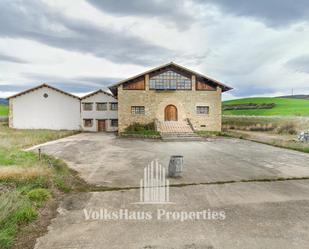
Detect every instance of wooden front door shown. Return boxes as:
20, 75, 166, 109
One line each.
97, 120, 106, 132
165, 105, 178, 121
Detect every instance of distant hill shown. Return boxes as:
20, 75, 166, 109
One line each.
223, 97, 309, 116
277, 95, 309, 100
0, 98, 8, 105
0, 104, 8, 116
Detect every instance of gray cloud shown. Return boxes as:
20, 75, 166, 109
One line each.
87, 0, 309, 28
0, 0, 175, 65
286, 55, 309, 73
195, 0, 309, 28
75, 76, 122, 85
20, 72, 122, 92
86, 0, 194, 30
0, 53, 29, 64
230, 86, 278, 97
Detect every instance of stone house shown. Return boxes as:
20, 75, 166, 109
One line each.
109, 62, 232, 133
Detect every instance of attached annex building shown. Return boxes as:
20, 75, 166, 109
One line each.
8, 84, 118, 132
8, 62, 232, 133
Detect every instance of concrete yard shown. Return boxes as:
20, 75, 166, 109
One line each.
30, 133, 309, 249
31, 133, 309, 187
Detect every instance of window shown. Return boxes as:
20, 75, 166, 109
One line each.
111, 119, 118, 127
110, 102, 118, 111
196, 106, 209, 114
131, 106, 145, 115
149, 70, 191, 90
84, 119, 93, 127
83, 103, 93, 111
96, 102, 107, 111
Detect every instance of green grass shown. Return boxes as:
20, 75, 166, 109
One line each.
0, 191, 38, 248
0, 150, 39, 166
222, 115, 309, 132
223, 97, 309, 116
0, 123, 78, 150
27, 188, 51, 207
0, 104, 8, 116
0, 123, 81, 248
196, 131, 225, 137
122, 130, 160, 136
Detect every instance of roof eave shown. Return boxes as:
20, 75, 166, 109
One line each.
107, 62, 233, 92
7, 83, 80, 100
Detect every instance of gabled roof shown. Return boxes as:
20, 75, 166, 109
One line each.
7, 83, 80, 100
108, 62, 232, 95
80, 89, 115, 100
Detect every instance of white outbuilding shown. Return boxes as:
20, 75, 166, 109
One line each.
8, 84, 81, 130
8, 83, 118, 131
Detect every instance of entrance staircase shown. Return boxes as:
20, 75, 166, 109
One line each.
157, 120, 203, 141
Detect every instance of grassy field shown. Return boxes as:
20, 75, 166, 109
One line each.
223, 116, 309, 132
0, 105, 8, 116
222, 115, 309, 154
223, 97, 309, 116
0, 123, 80, 249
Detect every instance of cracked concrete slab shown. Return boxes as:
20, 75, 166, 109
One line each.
29, 133, 309, 187
31, 133, 309, 248
35, 180, 309, 249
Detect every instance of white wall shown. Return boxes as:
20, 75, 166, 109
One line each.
81, 92, 118, 132
10, 87, 80, 130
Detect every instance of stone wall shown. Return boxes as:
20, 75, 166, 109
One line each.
118, 74, 222, 133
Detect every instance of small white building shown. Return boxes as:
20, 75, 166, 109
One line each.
8, 84, 81, 130
8, 84, 118, 132
81, 89, 118, 132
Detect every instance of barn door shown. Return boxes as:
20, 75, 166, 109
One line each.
164, 105, 178, 121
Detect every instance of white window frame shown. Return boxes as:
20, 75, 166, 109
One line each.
131, 106, 145, 115
196, 106, 209, 115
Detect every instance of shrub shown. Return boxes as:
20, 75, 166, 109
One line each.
27, 188, 51, 205
125, 122, 155, 132
249, 123, 276, 132
276, 123, 297, 135
13, 206, 37, 224
223, 103, 275, 110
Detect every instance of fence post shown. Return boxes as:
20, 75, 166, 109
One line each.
38, 148, 41, 161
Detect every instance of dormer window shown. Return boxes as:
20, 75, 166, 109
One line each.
149, 70, 191, 90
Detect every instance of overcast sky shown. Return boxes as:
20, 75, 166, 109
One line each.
0, 0, 309, 99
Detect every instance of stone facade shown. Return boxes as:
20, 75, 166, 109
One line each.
118, 74, 222, 132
